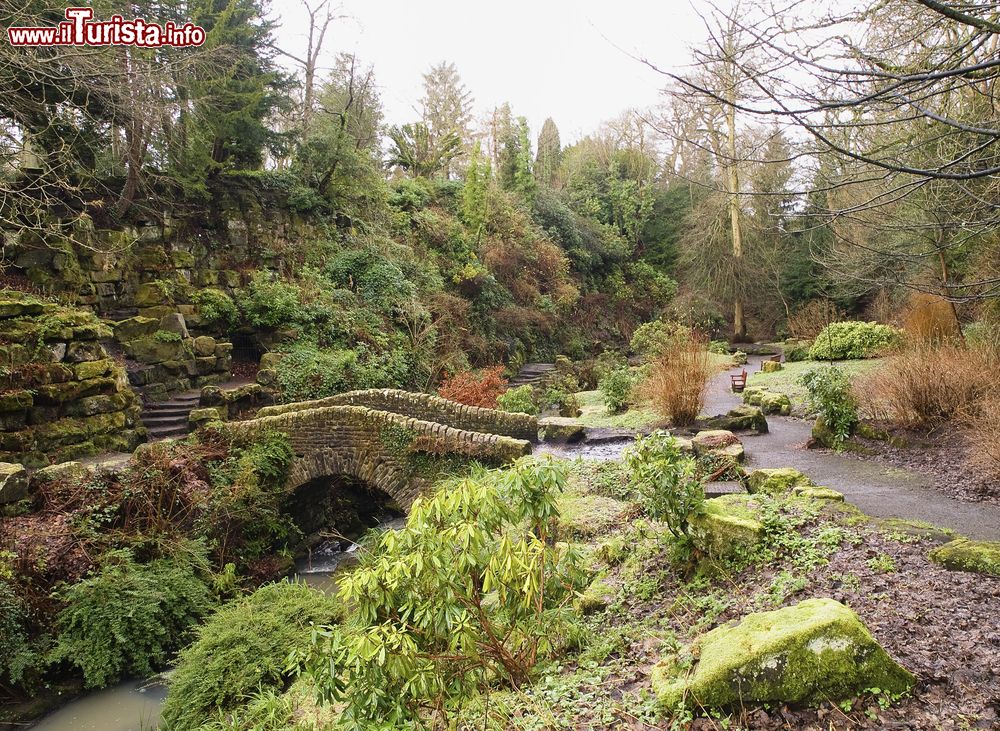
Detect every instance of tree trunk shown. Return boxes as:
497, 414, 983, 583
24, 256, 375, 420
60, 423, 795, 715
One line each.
725, 101, 746, 341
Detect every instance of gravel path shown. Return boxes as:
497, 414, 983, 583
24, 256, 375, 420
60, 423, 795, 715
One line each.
709, 356, 1000, 541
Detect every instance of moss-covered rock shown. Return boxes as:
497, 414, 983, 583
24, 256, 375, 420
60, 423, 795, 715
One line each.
0, 390, 33, 413
556, 493, 631, 539
112, 316, 159, 343
193, 336, 217, 357
747, 467, 813, 496
73, 359, 114, 381
0, 462, 30, 504
929, 539, 1000, 577
761, 360, 783, 373
540, 416, 585, 443
31, 460, 90, 487
791, 486, 844, 502
689, 494, 765, 558
760, 392, 791, 416
188, 407, 224, 426
127, 335, 186, 364
577, 578, 617, 615
651, 598, 914, 709
692, 430, 745, 464
702, 405, 768, 435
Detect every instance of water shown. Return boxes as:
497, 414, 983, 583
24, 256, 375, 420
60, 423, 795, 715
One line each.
28, 515, 408, 730
29, 679, 167, 731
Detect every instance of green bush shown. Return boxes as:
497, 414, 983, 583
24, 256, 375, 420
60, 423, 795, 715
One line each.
624, 431, 704, 538
808, 322, 902, 360
298, 458, 584, 726
708, 340, 730, 355
192, 289, 240, 332
50, 548, 215, 688
784, 342, 811, 362
273, 343, 410, 402
497, 385, 537, 415
799, 367, 858, 448
599, 366, 635, 414
0, 580, 42, 690
161, 581, 342, 731
237, 271, 303, 330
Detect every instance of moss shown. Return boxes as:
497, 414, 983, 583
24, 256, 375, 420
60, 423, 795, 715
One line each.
651, 598, 914, 709
73, 359, 114, 381
761, 360, 783, 373
688, 494, 765, 559
556, 493, 632, 539
701, 406, 768, 434
0, 390, 33, 413
539, 416, 585, 443
576, 578, 618, 615
379, 424, 418, 457
929, 539, 1000, 577
760, 392, 791, 416
791, 486, 844, 502
747, 468, 813, 496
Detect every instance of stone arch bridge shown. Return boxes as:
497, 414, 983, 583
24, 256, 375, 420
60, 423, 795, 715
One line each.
217, 389, 538, 509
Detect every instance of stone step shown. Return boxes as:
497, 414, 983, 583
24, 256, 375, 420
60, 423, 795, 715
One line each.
142, 415, 192, 428
147, 424, 192, 439
704, 481, 747, 499
141, 406, 195, 418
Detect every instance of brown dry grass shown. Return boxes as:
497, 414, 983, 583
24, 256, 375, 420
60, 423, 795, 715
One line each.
901, 292, 961, 344
787, 299, 844, 339
966, 394, 1000, 480
855, 343, 993, 427
640, 333, 714, 427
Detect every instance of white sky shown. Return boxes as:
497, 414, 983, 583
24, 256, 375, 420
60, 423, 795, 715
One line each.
270, 0, 718, 144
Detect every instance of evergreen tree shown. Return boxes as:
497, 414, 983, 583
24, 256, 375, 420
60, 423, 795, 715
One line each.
462, 141, 492, 234
514, 118, 536, 201
420, 62, 474, 175
534, 118, 562, 187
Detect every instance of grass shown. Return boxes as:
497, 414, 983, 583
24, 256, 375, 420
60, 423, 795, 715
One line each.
747, 359, 880, 411
574, 389, 663, 430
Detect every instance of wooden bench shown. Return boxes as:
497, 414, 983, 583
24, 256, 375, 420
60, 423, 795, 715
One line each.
730, 369, 748, 392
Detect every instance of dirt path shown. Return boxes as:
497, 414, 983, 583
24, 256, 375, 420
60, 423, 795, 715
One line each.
709, 356, 1000, 540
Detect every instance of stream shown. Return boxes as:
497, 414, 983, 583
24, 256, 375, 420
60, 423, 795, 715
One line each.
25, 516, 406, 730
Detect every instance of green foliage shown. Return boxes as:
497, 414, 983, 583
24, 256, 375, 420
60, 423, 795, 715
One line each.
784, 342, 811, 362
630, 320, 689, 359
708, 340, 730, 355
497, 385, 538, 415
161, 581, 342, 731
192, 289, 240, 332
238, 270, 303, 329
809, 322, 902, 360
0, 580, 42, 689
624, 431, 705, 539
50, 548, 215, 688
599, 366, 635, 414
298, 458, 585, 726
324, 247, 415, 311
153, 329, 182, 343
799, 367, 859, 447
274, 342, 410, 402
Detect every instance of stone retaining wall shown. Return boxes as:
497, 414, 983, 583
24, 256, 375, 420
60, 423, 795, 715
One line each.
256, 389, 539, 442
218, 404, 532, 508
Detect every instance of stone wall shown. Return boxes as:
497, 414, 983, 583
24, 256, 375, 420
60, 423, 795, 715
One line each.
256, 389, 540, 443
0, 293, 145, 467
217, 404, 532, 508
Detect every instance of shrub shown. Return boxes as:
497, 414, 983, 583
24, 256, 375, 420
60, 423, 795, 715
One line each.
543, 373, 581, 416
783, 342, 811, 362
598, 366, 635, 414
640, 331, 714, 426
274, 343, 410, 402
629, 319, 690, 359
0, 580, 41, 690
799, 367, 858, 447
161, 581, 342, 731
901, 292, 961, 345
192, 289, 240, 332
708, 340, 730, 355
808, 321, 902, 360
298, 458, 584, 726
787, 299, 844, 339
50, 548, 214, 688
238, 271, 303, 329
624, 431, 704, 538
497, 385, 537, 415
967, 394, 1000, 482
855, 344, 992, 427
437, 366, 507, 408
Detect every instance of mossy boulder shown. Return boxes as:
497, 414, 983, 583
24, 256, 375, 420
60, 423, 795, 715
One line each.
0, 462, 30, 504
31, 460, 90, 487
761, 360, 783, 373
73, 359, 114, 381
0, 390, 33, 413
193, 336, 217, 357
791, 486, 844, 502
702, 405, 768, 435
112, 316, 159, 343
577, 578, 617, 615
689, 494, 765, 558
135, 281, 172, 307
929, 539, 1000, 577
760, 392, 791, 416
127, 335, 186, 364
188, 407, 224, 426
64, 341, 106, 363
747, 467, 813, 496
742, 386, 765, 406
651, 598, 914, 709
540, 416, 585, 443
692, 430, 745, 464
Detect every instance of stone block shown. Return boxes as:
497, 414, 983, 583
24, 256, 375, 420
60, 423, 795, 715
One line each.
159, 312, 189, 338
0, 462, 30, 504
930, 538, 1000, 577
113, 316, 159, 343
73, 358, 114, 381
689, 494, 765, 558
64, 341, 106, 363
193, 336, 217, 357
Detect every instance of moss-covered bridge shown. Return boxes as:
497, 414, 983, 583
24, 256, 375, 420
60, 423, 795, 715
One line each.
217, 390, 538, 508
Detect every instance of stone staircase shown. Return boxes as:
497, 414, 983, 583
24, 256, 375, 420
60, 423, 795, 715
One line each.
508, 363, 556, 387
140, 390, 201, 440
